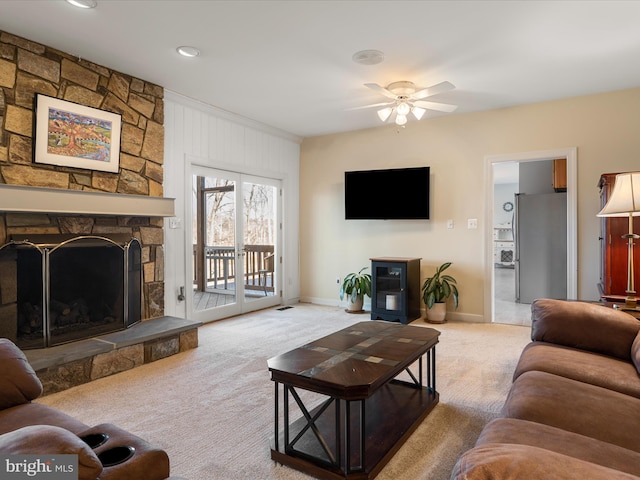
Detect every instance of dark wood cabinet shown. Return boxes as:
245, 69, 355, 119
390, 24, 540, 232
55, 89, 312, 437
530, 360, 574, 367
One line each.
553, 158, 567, 192
370, 257, 421, 324
598, 173, 640, 299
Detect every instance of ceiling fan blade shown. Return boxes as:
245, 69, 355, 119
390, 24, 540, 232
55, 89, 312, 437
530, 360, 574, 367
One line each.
411, 81, 455, 100
364, 83, 398, 99
413, 100, 458, 113
346, 102, 394, 111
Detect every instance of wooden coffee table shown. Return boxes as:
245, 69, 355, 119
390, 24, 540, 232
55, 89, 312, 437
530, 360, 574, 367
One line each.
268, 321, 440, 479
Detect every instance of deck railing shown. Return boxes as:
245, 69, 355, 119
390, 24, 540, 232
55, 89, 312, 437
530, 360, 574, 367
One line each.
193, 244, 274, 293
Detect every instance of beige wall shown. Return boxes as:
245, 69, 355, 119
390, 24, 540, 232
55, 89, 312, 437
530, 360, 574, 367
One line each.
299, 87, 640, 320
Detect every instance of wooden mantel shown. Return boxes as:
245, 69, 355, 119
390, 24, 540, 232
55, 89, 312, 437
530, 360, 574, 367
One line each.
0, 184, 175, 217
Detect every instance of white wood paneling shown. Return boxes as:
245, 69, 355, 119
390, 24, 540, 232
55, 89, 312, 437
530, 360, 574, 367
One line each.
163, 91, 301, 319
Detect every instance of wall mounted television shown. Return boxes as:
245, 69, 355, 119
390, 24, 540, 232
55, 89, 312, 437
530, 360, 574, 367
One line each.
344, 166, 430, 220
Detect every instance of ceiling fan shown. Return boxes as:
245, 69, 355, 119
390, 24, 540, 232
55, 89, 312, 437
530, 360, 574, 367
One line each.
354, 80, 458, 126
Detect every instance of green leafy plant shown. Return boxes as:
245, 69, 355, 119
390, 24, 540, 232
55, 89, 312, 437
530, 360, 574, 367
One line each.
339, 267, 372, 303
421, 262, 459, 309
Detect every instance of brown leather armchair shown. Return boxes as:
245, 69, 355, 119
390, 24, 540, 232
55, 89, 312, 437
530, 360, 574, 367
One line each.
0, 338, 171, 480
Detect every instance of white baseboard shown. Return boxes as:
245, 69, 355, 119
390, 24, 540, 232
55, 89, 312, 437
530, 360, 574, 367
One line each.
299, 296, 372, 311
299, 297, 486, 323
440, 310, 486, 323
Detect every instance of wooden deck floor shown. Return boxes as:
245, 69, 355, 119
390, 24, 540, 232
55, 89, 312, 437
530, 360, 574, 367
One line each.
193, 289, 274, 312
193, 291, 235, 311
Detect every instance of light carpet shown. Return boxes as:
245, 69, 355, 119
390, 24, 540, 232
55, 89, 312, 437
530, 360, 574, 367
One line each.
36, 304, 531, 479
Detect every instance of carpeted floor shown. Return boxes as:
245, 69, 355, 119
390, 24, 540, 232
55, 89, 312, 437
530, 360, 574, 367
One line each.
37, 304, 531, 479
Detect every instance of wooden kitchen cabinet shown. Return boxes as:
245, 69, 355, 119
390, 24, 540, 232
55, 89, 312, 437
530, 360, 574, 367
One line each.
553, 158, 567, 192
598, 173, 640, 299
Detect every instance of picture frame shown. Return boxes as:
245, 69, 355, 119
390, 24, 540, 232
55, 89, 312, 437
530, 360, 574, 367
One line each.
33, 94, 122, 173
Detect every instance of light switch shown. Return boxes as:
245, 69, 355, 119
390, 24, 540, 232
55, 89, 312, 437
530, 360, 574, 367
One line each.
169, 217, 181, 229
467, 218, 478, 229
447, 219, 454, 229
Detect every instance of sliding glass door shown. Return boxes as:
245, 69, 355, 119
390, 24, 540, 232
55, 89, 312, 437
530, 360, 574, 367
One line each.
189, 166, 280, 322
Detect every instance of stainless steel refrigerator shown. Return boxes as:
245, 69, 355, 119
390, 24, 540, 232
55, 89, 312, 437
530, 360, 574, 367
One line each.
514, 192, 567, 303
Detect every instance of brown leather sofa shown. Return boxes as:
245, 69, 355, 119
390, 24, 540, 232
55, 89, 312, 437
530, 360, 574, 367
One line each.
452, 298, 640, 479
0, 338, 172, 480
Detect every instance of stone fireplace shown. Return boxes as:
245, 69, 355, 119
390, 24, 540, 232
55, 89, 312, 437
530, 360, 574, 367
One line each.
0, 234, 142, 349
0, 31, 200, 394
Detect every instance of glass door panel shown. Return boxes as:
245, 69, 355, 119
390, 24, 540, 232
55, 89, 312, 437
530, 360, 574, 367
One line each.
373, 264, 405, 313
242, 178, 278, 304
191, 172, 238, 318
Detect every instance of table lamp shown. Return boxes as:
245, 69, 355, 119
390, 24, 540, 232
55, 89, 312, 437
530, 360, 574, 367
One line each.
597, 172, 640, 309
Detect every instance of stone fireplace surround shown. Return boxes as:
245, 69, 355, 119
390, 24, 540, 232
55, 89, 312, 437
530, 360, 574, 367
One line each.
0, 30, 201, 393
0, 185, 201, 395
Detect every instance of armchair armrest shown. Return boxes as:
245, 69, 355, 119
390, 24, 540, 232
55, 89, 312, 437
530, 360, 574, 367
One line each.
0, 425, 103, 480
0, 339, 43, 409
531, 299, 640, 360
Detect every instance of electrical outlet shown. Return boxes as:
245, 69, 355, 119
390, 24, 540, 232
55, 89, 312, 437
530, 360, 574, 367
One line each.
467, 218, 478, 229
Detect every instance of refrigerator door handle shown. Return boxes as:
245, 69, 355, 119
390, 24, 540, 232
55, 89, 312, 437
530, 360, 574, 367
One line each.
514, 194, 520, 302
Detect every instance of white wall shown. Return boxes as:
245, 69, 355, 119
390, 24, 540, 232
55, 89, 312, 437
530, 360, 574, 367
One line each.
494, 183, 518, 226
163, 91, 301, 319
299, 87, 640, 321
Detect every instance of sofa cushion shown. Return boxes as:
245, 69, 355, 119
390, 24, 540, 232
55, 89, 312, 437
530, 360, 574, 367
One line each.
513, 341, 640, 399
0, 338, 43, 409
0, 425, 103, 480
531, 299, 640, 360
476, 418, 640, 477
632, 330, 640, 374
452, 443, 640, 480
502, 370, 640, 453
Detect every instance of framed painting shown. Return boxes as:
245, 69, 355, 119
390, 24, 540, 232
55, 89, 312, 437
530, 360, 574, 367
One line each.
33, 94, 122, 173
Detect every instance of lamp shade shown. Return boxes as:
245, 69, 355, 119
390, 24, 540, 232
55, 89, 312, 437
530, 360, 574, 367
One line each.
396, 102, 411, 116
411, 107, 426, 120
598, 172, 640, 217
377, 107, 393, 122
395, 114, 407, 126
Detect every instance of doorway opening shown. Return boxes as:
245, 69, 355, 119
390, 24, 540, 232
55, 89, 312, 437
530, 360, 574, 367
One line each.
484, 148, 577, 325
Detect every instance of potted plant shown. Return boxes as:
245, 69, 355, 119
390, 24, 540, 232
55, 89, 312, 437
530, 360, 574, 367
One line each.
421, 262, 459, 323
340, 267, 372, 313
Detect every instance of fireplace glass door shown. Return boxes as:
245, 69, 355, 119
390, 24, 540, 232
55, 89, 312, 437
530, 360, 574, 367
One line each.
0, 235, 141, 349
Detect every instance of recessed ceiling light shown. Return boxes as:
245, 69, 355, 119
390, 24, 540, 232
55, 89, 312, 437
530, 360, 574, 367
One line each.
177, 46, 201, 58
66, 0, 98, 8
352, 50, 385, 65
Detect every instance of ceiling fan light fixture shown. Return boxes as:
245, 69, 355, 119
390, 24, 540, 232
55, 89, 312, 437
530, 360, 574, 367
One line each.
377, 107, 393, 122
411, 107, 426, 120
363, 79, 457, 126
396, 102, 410, 116
395, 114, 408, 126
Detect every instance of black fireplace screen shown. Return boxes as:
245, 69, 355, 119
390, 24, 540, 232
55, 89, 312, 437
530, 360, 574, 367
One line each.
0, 235, 141, 349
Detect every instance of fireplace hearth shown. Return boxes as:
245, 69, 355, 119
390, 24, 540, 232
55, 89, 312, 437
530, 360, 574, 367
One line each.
0, 234, 141, 349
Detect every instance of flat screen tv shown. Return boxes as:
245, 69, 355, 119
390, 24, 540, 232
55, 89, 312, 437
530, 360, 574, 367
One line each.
344, 166, 430, 220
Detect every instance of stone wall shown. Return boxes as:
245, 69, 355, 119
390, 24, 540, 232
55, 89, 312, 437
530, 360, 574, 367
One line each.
0, 31, 166, 319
